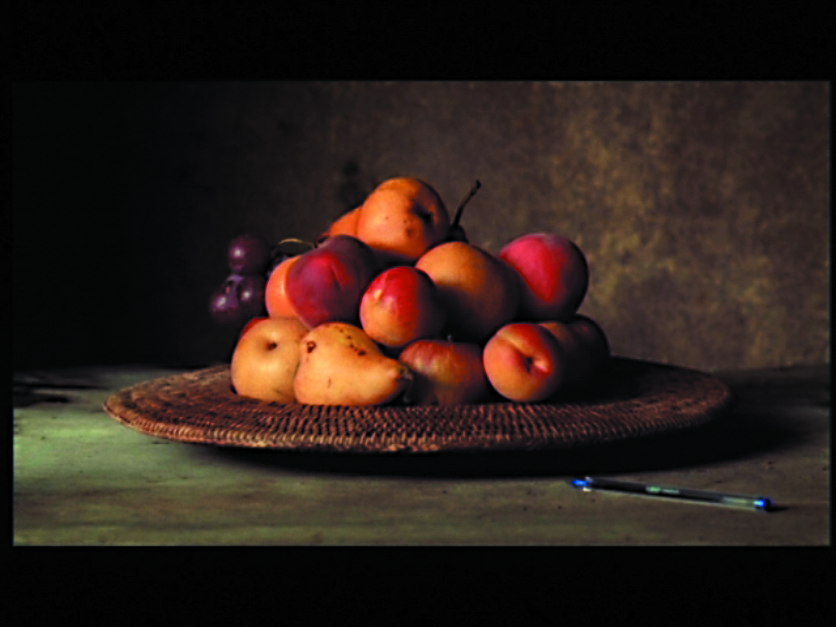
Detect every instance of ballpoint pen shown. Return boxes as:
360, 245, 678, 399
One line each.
570, 476, 774, 511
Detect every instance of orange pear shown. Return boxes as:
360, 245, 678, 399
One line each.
415, 241, 520, 343
355, 177, 450, 265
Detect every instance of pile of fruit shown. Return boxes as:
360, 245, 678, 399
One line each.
209, 177, 610, 406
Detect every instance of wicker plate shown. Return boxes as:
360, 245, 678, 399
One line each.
102, 357, 734, 454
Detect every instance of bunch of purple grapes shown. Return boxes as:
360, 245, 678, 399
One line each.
209, 234, 282, 326
209, 234, 314, 326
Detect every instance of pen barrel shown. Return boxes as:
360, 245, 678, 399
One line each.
576, 478, 771, 510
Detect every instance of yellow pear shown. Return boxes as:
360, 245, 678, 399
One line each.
293, 322, 413, 405
230, 317, 309, 403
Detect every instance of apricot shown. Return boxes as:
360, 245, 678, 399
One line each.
482, 322, 566, 402
264, 256, 301, 319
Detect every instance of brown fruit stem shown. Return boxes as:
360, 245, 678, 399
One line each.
451, 180, 481, 227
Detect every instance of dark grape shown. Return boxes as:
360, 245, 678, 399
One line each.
209, 272, 267, 326
209, 274, 245, 325
237, 274, 267, 319
228, 234, 271, 275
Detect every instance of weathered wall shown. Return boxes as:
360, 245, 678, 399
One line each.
12, 82, 829, 371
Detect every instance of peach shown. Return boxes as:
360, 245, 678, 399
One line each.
399, 339, 489, 405
499, 233, 589, 321
285, 235, 380, 329
317, 205, 361, 242
539, 320, 595, 390
482, 322, 566, 402
230, 316, 308, 403
264, 256, 300, 319
359, 266, 446, 350
415, 241, 520, 343
567, 314, 610, 371
355, 177, 450, 266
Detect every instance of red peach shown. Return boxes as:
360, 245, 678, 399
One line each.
499, 233, 589, 321
285, 235, 380, 329
359, 266, 446, 350
399, 339, 489, 405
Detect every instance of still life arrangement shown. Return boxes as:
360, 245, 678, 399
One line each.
104, 177, 733, 453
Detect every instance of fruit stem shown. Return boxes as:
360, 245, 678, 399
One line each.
452, 180, 481, 227
278, 237, 315, 250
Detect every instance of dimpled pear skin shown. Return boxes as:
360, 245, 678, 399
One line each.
293, 322, 413, 406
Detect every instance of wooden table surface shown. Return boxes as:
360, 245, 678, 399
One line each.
12, 361, 830, 545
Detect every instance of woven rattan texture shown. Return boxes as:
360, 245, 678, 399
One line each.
102, 358, 734, 453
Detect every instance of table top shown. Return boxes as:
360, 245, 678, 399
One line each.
12, 361, 830, 545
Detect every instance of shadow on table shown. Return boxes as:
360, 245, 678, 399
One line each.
192, 399, 810, 479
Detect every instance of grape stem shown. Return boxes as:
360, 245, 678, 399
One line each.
452, 180, 481, 227
277, 237, 315, 250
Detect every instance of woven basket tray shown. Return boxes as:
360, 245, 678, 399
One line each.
102, 357, 734, 454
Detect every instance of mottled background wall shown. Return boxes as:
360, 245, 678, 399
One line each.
12, 82, 829, 372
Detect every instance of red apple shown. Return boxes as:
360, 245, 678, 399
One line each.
482, 322, 566, 402
285, 234, 381, 329
499, 233, 589, 321
359, 266, 446, 350
399, 339, 489, 405
230, 316, 309, 403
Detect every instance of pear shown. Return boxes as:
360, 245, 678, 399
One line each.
293, 322, 413, 406
355, 177, 450, 266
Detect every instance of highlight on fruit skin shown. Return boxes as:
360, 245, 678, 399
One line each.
359, 266, 447, 350
500, 232, 589, 322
